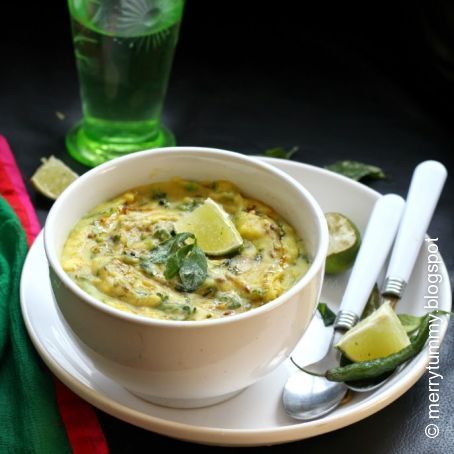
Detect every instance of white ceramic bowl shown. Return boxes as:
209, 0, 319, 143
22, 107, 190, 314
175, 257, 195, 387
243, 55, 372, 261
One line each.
45, 147, 328, 408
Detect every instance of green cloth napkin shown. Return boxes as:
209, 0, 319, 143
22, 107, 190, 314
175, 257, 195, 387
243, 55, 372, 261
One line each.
0, 197, 70, 453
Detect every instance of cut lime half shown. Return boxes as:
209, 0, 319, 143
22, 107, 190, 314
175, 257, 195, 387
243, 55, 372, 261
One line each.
336, 302, 411, 362
325, 212, 360, 274
31, 156, 78, 200
175, 198, 243, 256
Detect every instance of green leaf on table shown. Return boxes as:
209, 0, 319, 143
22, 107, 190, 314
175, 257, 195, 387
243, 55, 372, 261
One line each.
263, 146, 299, 160
325, 160, 386, 182
317, 302, 336, 326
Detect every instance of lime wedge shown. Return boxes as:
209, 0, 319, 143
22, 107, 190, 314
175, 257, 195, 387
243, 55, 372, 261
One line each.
336, 302, 411, 362
325, 212, 360, 274
31, 156, 78, 200
175, 198, 243, 256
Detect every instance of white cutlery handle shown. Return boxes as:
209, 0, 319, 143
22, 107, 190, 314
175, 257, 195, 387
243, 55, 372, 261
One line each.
336, 194, 405, 327
383, 161, 447, 297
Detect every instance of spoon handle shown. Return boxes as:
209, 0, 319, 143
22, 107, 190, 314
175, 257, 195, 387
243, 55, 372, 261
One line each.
335, 194, 405, 329
382, 161, 447, 298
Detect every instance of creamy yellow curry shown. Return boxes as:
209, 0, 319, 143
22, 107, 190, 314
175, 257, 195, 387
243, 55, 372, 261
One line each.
61, 179, 310, 321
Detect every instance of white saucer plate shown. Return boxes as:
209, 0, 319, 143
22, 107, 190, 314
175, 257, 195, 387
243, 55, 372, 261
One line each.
20, 159, 451, 446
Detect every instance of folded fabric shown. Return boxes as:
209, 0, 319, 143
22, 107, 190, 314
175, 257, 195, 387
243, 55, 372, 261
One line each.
0, 136, 108, 453
0, 197, 71, 453
0, 136, 40, 246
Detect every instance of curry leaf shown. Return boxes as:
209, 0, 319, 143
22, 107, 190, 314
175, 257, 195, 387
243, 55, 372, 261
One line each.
178, 246, 208, 292
264, 146, 299, 160
147, 238, 174, 263
397, 314, 423, 335
164, 243, 193, 279
147, 232, 195, 264
144, 232, 207, 292
325, 160, 386, 182
171, 232, 195, 249
317, 302, 336, 326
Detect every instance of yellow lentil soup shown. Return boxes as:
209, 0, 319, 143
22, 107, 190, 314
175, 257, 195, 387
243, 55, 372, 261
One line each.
61, 179, 310, 321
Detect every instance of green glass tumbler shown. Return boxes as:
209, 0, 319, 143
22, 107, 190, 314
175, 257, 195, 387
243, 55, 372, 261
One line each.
66, 0, 184, 167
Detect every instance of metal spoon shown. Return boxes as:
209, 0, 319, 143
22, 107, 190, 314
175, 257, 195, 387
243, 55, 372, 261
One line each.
347, 160, 447, 393
283, 194, 405, 420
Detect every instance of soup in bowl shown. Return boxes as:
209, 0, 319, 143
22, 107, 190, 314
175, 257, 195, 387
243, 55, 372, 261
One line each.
45, 147, 328, 408
61, 178, 310, 321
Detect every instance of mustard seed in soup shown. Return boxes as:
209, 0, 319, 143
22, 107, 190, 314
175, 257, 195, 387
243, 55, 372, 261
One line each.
61, 179, 310, 321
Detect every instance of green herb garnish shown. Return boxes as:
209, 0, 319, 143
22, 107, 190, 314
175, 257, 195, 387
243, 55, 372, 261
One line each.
317, 302, 336, 326
152, 190, 167, 200
178, 246, 208, 292
147, 233, 192, 264
250, 288, 264, 299
177, 199, 203, 212
263, 146, 299, 160
184, 181, 199, 192
111, 234, 121, 243
152, 226, 173, 242
158, 298, 197, 320
141, 232, 208, 292
152, 190, 169, 207
216, 292, 242, 310
325, 160, 386, 182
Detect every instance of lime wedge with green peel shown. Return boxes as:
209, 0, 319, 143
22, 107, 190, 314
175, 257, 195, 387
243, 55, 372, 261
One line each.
31, 156, 78, 200
336, 302, 411, 362
175, 198, 243, 256
325, 212, 360, 274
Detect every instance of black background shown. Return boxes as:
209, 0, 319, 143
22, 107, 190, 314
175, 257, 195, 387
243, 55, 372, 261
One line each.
1, 1, 453, 452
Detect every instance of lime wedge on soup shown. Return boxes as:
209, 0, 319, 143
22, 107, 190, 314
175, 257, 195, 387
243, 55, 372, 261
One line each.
336, 302, 411, 362
325, 212, 360, 274
31, 156, 78, 200
175, 198, 243, 256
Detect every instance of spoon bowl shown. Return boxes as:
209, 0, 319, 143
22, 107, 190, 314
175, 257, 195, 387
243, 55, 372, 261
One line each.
283, 370, 347, 420
283, 194, 405, 420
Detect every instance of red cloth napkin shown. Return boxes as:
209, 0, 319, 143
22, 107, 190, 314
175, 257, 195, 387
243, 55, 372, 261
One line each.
0, 137, 40, 246
0, 135, 109, 453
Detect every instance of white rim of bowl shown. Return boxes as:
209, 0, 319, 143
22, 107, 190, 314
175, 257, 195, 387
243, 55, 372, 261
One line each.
44, 147, 329, 328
